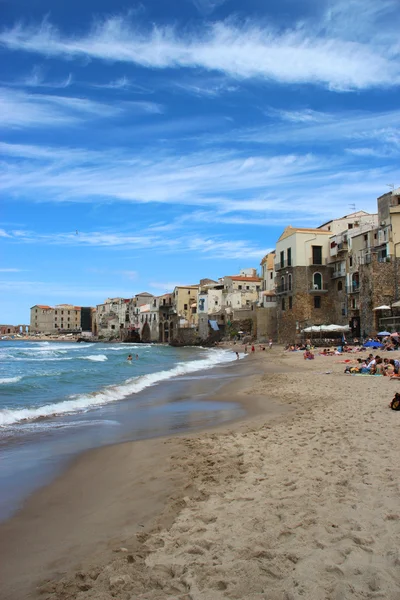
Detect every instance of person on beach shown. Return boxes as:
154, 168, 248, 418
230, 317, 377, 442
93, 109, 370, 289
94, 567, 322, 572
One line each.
244, 345, 248, 354
135, 354, 139, 360
235, 351, 240, 359
127, 354, 133, 361
251, 345, 255, 353
269, 338, 273, 349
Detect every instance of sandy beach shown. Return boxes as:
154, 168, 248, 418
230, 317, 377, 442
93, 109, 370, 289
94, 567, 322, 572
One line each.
2, 347, 400, 599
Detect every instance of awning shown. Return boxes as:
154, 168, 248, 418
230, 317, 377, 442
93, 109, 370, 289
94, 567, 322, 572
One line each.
392, 301, 400, 308
302, 324, 350, 333
208, 320, 219, 331
190, 303, 197, 308
373, 305, 391, 311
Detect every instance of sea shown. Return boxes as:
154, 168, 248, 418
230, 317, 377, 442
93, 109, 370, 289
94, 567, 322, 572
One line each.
0, 341, 243, 521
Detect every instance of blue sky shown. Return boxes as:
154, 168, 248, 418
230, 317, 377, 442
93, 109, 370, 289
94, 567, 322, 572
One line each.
1, 0, 399, 323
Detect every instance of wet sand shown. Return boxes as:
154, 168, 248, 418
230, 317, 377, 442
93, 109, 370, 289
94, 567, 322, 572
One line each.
3, 347, 400, 599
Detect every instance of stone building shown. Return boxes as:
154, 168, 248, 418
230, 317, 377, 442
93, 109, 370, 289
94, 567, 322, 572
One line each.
30, 304, 83, 333
274, 227, 335, 342
96, 298, 130, 338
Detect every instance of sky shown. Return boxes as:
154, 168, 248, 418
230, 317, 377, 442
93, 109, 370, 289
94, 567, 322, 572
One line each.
1, 0, 399, 323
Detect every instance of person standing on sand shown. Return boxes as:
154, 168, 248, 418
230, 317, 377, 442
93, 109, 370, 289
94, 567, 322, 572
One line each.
269, 338, 273, 349
244, 345, 248, 354
251, 345, 255, 353
235, 351, 239, 359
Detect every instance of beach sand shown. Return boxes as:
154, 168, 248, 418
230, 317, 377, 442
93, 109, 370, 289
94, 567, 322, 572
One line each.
2, 348, 400, 599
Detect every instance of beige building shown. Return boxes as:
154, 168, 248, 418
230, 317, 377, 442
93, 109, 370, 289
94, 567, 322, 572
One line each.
30, 304, 82, 333
173, 285, 199, 327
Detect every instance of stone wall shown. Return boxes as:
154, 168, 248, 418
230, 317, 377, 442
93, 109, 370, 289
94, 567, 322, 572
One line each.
255, 306, 277, 341
359, 257, 397, 337
276, 266, 338, 343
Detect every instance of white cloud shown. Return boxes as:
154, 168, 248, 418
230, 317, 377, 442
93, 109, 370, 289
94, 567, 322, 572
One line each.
0, 87, 162, 129
0, 267, 24, 272
1, 10, 399, 90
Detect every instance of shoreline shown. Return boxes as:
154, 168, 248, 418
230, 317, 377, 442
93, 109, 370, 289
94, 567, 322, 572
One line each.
0, 350, 285, 600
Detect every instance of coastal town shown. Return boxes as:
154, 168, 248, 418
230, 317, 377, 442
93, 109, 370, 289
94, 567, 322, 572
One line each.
10, 187, 397, 345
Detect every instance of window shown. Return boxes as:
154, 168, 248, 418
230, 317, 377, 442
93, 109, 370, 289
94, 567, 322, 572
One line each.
338, 281, 343, 291
270, 272, 273, 279
61, 311, 64, 315
351, 298, 357, 309
287, 247, 292, 266
374, 233, 377, 239
215, 300, 218, 305
313, 272, 322, 290
35, 309, 37, 313
184, 304, 188, 310
55, 310, 57, 315
68, 311, 70, 315
314, 296, 321, 309
188, 290, 190, 295
348, 223, 353, 229
364, 234, 368, 241
311, 246, 322, 265
256, 286, 260, 291
238, 285, 242, 290
246, 286, 249, 290
288, 274, 292, 291
281, 298, 285, 311
349, 257, 353, 267
289, 296, 293, 309
280, 251, 284, 268
111, 325, 115, 330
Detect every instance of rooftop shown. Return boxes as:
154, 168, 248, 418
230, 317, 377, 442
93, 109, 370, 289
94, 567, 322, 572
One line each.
278, 226, 332, 242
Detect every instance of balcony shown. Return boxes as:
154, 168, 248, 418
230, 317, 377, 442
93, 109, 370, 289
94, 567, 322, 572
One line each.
332, 269, 346, 279
274, 259, 292, 271
346, 283, 360, 293
308, 285, 328, 293
276, 284, 292, 295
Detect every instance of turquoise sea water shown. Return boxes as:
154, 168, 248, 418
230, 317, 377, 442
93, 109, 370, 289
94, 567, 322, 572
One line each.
0, 341, 237, 429
0, 341, 243, 520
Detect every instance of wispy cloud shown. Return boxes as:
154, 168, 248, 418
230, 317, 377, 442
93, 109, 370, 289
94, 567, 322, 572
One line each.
0, 137, 395, 223
188, 0, 229, 16
18, 65, 73, 89
0, 87, 163, 128
0, 268, 24, 272
0, 227, 271, 260
1, 8, 399, 90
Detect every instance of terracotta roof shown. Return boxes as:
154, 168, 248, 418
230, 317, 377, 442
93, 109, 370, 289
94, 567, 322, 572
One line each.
230, 276, 261, 282
34, 305, 52, 309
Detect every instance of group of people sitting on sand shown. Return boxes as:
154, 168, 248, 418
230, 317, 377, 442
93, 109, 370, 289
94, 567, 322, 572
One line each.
344, 355, 400, 376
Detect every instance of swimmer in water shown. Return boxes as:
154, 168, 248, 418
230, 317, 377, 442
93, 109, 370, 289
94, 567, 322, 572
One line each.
127, 354, 133, 361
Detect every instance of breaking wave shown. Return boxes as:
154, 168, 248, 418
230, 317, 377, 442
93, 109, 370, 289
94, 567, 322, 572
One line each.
0, 349, 235, 426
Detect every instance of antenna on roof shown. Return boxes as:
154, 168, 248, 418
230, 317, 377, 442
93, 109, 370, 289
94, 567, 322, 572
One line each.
387, 184, 395, 191
349, 203, 356, 212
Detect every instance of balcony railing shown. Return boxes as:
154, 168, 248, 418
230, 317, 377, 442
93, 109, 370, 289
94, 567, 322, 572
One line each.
309, 258, 324, 266
308, 285, 328, 293
332, 269, 346, 279
274, 259, 292, 271
276, 284, 292, 294
346, 283, 360, 293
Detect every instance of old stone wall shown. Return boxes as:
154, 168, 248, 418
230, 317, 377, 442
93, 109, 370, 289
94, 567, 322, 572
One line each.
255, 306, 277, 341
276, 266, 338, 343
359, 257, 397, 337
